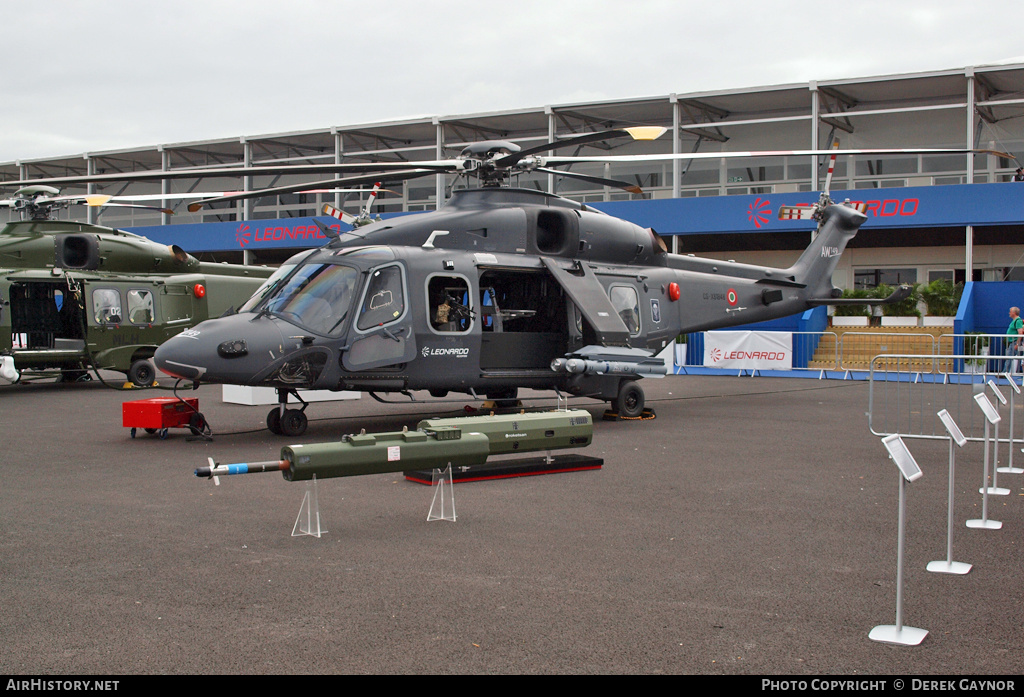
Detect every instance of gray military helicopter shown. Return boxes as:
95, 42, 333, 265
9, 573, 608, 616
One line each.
3, 130, 989, 433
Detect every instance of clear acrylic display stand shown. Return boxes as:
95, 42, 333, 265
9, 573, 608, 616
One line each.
968, 394, 1003, 530
870, 434, 928, 646
427, 464, 457, 522
927, 410, 972, 575
999, 374, 1024, 474
292, 474, 327, 537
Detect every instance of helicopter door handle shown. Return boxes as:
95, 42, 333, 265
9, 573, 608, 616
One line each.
378, 326, 403, 342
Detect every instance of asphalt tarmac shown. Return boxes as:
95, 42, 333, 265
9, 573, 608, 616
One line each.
1, 374, 1021, 676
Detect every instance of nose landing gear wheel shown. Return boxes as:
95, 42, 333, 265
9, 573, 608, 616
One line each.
267, 408, 282, 435
280, 409, 308, 437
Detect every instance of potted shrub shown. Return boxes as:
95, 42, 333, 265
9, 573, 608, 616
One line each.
876, 283, 921, 327
920, 278, 962, 327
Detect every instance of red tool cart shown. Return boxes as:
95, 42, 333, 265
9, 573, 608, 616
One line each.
122, 397, 206, 439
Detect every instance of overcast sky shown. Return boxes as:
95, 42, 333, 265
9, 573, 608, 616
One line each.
2, 0, 1022, 163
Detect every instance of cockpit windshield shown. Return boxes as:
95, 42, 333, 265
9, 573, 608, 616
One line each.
239, 263, 297, 313
262, 262, 360, 336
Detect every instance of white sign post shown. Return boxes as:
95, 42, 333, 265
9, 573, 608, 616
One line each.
968, 394, 1003, 530
983, 381, 1010, 497
998, 374, 1023, 474
870, 434, 928, 646
928, 410, 972, 575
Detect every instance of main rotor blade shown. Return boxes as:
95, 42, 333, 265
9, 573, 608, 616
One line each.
0, 161, 463, 189
536, 167, 643, 194
45, 194, 174, 214
102, 189, 381, 202
494, 126, 668, 167
541, 147, 1011, 167
186, 169, 434, 212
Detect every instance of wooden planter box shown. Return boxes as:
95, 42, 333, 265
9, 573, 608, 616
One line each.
922, 316, 955, 327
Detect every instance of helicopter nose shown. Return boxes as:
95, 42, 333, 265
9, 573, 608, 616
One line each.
154, 314, 286, 384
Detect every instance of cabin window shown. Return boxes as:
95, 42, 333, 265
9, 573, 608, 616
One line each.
609, 285, 640, 335
357, 264, 406, 331
428, 275, 472, 333
127, 290, 154, 325
92, 289, 122, 325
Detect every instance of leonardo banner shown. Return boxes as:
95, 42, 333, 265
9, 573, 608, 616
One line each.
703, 331, 793, 370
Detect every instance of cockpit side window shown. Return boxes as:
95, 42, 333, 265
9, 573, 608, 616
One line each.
357, 265, 405, 330
265, 263, 359, 336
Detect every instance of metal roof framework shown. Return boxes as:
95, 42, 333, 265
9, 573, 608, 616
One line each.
3, 63, 1024, 242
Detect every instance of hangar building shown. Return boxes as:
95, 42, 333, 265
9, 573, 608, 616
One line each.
4, 63, 1024, 291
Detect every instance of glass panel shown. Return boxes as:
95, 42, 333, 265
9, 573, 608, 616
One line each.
127, 289, 154, 325
609, 285, 640, 335
357, 265, 405, 330
240, 263, 298, 312
266, 263, 360, 336
855, 157, 917, 176
853, 268, 917, 289
93, 289, 122, 325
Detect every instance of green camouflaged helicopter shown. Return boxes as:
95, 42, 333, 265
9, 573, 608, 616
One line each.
0, 186, 274, 385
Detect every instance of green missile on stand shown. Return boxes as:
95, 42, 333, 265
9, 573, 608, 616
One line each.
196, 409, 594, 482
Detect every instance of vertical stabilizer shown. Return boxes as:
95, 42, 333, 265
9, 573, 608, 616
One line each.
786, 204, 867, 298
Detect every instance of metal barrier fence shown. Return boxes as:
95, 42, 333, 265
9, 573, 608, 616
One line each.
867, 353, 1023, 444
838, 332, 937, 372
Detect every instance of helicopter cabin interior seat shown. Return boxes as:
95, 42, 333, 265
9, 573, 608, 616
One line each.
477, 269, 569, 370
479, 287, 503, 332
8, 282, 86, 350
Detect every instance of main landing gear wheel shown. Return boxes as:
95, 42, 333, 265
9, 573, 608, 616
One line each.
128, 359, 155, 387
611, 380, 645, 419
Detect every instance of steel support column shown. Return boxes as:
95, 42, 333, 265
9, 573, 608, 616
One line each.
333, 129, 343, 211
810, 81, 819, 191
966, 68, 975, 279
547, 107, 555, 194
434, 118, 444, 209
242, 138, 253, 266
85, 155, 95, 225
159, 146, 170, 226
671, 95, 681, 254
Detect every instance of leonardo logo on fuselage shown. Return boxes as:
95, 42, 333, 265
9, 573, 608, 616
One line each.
421, 346, 470, 358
